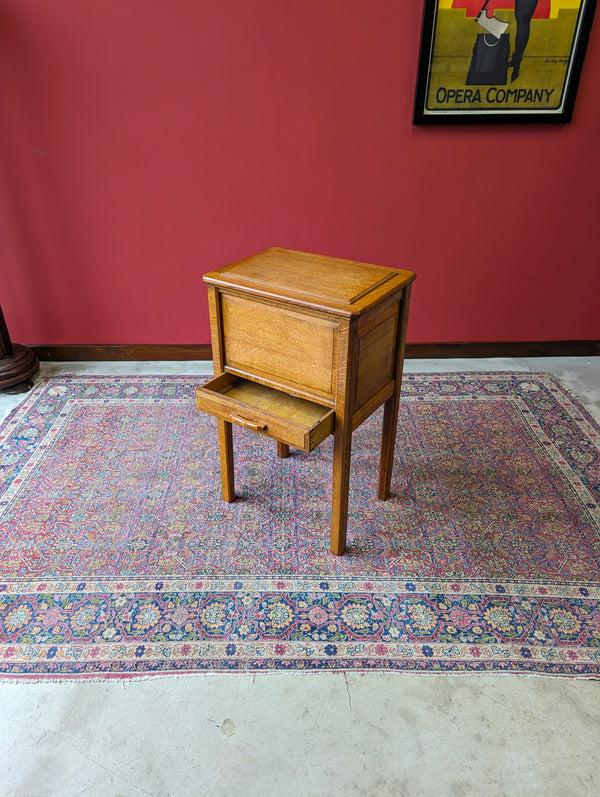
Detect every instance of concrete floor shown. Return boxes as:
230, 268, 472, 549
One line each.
1, 357, 599, 797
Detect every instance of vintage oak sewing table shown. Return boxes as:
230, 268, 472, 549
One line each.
196, 248, 415, 555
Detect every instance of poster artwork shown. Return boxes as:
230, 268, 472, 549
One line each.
414, 0, 596, 121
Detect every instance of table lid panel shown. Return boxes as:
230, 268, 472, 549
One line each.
204, 248, 415, 311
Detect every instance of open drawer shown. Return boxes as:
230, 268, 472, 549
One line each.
196, 373, 335, 452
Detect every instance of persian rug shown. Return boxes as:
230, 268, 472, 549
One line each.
1, 372, 600, 679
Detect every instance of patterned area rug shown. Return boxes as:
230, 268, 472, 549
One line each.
1, 373, 599, 679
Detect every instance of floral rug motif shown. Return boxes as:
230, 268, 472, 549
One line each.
1, 372, 599, 678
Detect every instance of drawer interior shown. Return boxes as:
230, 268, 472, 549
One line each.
196, 373, 335, 452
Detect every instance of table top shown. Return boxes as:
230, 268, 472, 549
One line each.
204, 248, 415, 316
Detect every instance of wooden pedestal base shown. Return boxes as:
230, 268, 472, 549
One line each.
0, 344, 40, 393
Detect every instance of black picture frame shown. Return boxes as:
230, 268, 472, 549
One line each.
413, 0, 597, 124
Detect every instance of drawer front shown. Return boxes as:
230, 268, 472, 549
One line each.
220, 293, 338, 401
196, 374, 335, 452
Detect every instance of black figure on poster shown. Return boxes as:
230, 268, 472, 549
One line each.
510, 0, 540, 79
468, 0, 540, 84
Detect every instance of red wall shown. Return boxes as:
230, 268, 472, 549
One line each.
1, 0, 599, 346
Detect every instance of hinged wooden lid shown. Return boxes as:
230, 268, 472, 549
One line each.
204, 248, 415, 313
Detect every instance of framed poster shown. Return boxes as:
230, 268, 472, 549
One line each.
414, 0, 597, 123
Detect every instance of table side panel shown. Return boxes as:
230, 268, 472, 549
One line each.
355, 311, 398, 411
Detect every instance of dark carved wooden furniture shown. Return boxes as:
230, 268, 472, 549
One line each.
0, 304, 39, 393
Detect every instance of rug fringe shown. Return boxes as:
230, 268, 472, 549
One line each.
1, 669, 599, 685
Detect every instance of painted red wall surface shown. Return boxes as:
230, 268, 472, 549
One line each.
1, 0, 599, 346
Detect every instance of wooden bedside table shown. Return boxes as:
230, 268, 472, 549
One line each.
196, 248, 416, 555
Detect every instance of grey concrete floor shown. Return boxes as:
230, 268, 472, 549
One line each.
1, 358, 599, 797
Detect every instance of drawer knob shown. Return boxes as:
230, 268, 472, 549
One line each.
229, 415, 267, 432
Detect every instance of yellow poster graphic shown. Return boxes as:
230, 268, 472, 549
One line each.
414, 0, 596, 121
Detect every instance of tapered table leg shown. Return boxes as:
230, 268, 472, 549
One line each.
276, 441, 290, 459
330, 421, 353, 556
217, 419, 235, 502
378, 393, 399, 500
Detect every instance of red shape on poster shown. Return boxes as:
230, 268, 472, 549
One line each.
451, 0, 551, 19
